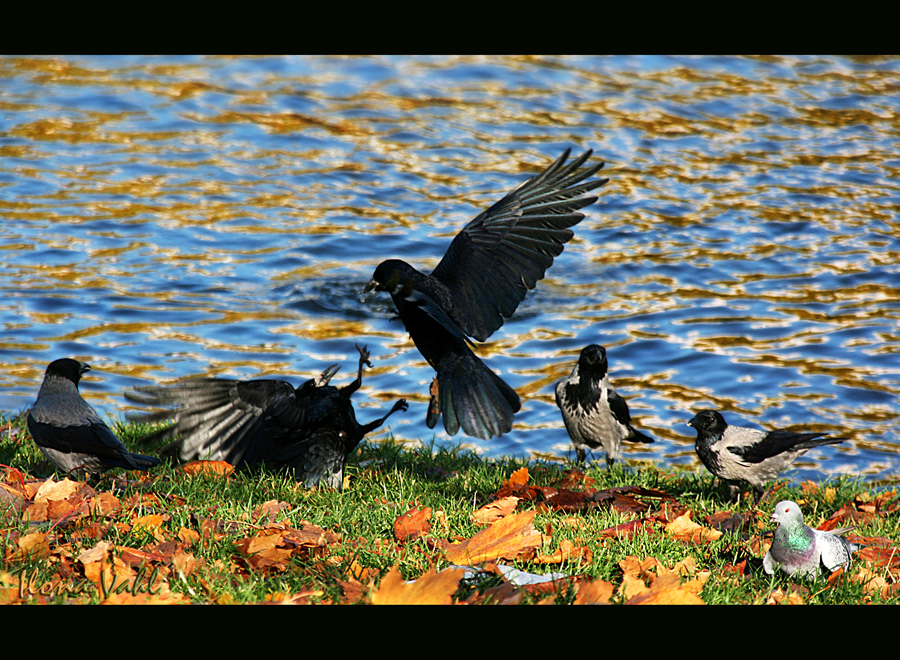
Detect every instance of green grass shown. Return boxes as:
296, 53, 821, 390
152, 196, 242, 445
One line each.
2, 413, 898, 604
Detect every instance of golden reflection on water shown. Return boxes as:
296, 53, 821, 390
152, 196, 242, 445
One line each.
0, 55, 898, 478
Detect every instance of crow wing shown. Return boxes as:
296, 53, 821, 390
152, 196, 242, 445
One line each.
430, 149, 607, 342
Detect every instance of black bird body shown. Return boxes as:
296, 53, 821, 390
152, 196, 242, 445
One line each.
27, 358, 161, 475
366, 149, 608, 440
687, 409, 847, 501
127, 345, 407, 489
555, 344, 654, 467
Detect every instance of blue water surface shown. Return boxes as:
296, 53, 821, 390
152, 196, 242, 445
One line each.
1, 55, 897, 485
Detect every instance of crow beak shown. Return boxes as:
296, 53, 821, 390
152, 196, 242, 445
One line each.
363, 279, 377, 294
80, 363, 92, 375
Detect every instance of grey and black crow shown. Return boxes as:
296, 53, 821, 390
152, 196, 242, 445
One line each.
687, 409, 846, 502
127, 345, 407, 489
27, 358, 160, 476
365, 149, 607, 440
555, 344, 654, 467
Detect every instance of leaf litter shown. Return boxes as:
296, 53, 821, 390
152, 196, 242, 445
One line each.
1, 460, 899, 604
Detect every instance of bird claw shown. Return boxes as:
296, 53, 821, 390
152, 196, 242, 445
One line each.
315, 364, 341, 387
355, 343, 373, 369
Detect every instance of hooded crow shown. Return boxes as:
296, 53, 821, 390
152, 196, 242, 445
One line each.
26, 358, 161, 476
127, 345, 406, 489
687, 409, 847, 502
555, 344, 654, 467
365, 148, 607, 440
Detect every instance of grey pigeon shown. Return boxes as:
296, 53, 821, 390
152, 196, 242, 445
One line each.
27, 358, 161, 475
763, 500, 860, 579
364, 149, 607, 440
555, 344, 654, 467
127, 345, 407, 489
687, 409, 846, 502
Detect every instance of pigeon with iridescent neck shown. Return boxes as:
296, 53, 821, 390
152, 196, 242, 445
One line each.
763, 500, 860, 579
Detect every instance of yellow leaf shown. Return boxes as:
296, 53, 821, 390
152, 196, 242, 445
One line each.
443, 509, 543, 565
370, 565, 465, 605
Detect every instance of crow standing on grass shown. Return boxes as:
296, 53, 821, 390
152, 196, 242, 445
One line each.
555, 344, 654, 467
365, 148, 608, 440
127, 345, 407, 489
687, 409, 847, 502
26, 358, 161, 476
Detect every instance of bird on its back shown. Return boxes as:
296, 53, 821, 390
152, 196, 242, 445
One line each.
763, 500, 860, 579
26, 358, 161, 476
365, 148, 608, 440
555, 344, 654, 467
687, 409, 847, 502
127, 345, 407, 489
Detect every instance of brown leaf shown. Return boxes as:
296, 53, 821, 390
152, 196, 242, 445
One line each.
370, 565, 465, 605
472, 496, 519, 525
179, 460, 234, 477
573, 577, 615, 605
665, 510, 723, 544
394, 506, 432, 542
619, 556, 707, 605
253, 500, 291, 524
443, 509, 543, 565
534, 539, 591, 565
34, 477, 81, 503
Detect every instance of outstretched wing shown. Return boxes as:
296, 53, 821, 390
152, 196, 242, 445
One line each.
128, 378, 314, 465
430, 149, 607, 342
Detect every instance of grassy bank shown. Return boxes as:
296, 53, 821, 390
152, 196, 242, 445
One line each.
1, 414, 898, 605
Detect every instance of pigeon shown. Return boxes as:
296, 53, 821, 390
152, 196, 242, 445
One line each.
127, 345, 407, 489
555, 344, 654, 467
687, 409, 846, 502
26, 358, 161, 476
365, 148, 607, 440
763, 500, 860, 579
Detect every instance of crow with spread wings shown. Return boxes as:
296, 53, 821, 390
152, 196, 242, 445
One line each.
365, 149, 607, 440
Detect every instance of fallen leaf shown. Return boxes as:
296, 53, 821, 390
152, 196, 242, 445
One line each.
394, 506, 432, 542
443, 509, 543, 565
179, 461, 234, 477
472, 496, 519, 524
34, 478, 80, 503
573, 577, 615, 605
370, 565, 465, 605
665, 510, 723, 544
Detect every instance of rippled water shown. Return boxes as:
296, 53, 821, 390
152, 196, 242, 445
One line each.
1, 55, 898, 484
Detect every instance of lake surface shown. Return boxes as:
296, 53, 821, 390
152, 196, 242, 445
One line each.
1, 55, 898, 485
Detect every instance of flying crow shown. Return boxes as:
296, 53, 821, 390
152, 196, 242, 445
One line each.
365, 148, 607, 440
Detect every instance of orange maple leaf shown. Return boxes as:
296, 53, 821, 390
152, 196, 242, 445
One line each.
370, 565, 465, 605
179, 460, 234, 477
442, 509, 543, 565
394, 506, 432, 542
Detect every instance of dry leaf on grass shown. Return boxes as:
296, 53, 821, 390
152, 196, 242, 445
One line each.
472, 496, 519, 524
394, 506, 432, 542
370, 565, 465, 605
618, 555, 707, 605
665, 510, 723, 544
179, 460, 234, 477
443, 509, 543, 565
